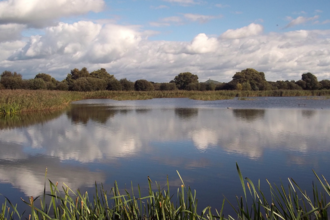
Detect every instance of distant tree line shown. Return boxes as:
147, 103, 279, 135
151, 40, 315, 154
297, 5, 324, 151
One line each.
1, 68, 329, 92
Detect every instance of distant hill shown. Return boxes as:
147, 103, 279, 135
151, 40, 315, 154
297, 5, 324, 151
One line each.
204, 79, 222, 84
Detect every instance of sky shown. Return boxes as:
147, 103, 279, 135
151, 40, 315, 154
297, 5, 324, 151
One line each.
0, 0, 329, 83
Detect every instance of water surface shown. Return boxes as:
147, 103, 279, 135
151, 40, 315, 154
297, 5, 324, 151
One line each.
0, 97, 330, 214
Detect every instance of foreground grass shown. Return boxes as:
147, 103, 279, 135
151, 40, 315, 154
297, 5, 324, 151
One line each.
1, 89, 330, 113
2, 164, 330, 220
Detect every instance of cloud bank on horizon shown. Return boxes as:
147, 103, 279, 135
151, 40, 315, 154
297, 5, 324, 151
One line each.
0, 0, 329, 82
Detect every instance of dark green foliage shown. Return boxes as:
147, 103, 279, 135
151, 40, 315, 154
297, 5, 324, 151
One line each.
72, 77, 107, 91
152, 82, 161, 90
0, 71, 23, 89
107, 79, 122, 91
134, 79, 154, 91
319, 79, 330, 89
160, 83, 177, 91
90, 68, 114, 80
185, 82, 200, 91
69, 67, 90, 80
46, 82, 56, 90
301, 72, 319, 90
30, 78, 47, 90
173, 72, 199, 90
269, 80, 303, 90
56, 81, 69, 91
120, 78, 135, 91
35, 73, 56, 83
228, 68, 270, 91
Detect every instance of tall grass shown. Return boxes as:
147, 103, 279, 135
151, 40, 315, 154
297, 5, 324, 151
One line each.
2, 165, 330, 219
1, 89, 330, 113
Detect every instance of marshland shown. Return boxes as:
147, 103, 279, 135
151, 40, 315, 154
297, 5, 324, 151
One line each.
1, 68, 330, 219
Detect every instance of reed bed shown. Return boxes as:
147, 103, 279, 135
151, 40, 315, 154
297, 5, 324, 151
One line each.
1, 165, 330, 220
1, 89, 330, 113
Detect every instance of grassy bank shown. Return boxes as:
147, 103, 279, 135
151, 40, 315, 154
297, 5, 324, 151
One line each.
1, 164, 330, 220
1, 89, 330, 113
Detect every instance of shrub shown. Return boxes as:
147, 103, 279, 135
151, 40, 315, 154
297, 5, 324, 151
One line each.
120, 78, 135, 91
134, 79, 154, 91
160, 83, 177, 91
107, 79, 122, 91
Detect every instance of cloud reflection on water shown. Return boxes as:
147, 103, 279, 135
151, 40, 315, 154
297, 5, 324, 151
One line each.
0, 100, 330, 196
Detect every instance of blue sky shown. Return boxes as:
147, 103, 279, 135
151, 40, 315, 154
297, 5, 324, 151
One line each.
0, 0, 329, 82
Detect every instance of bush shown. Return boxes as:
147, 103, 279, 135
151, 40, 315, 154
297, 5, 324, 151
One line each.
160, 83, 177, 91
134, 79, 154, 91
120, 78, 135, 91
30, 78, 47, 90
0, 77, 23, 89
56, 82, 69, 91
107, 79, 122, 91
185, 83, 200, 91
72, 77, 107, 91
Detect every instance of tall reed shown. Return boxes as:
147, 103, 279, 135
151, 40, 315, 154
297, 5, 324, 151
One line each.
2, 165, 330, 219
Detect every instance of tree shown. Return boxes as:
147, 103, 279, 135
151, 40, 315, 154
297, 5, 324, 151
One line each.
319, 80, 330, 90
301, 72, 319, 90
173, 72, 198, 90
0, 71, 23, 89
229, 68, 269, 91
30, 78, 47, 90
107, 79, 122, 91
90, 68, 114, 80
69, 67, 90, 80
160, 83, 177, 91
120, 78, 135, 91
134, 79, 154, 91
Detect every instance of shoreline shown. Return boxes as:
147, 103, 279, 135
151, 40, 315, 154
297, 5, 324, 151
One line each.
1, 89, 330, 113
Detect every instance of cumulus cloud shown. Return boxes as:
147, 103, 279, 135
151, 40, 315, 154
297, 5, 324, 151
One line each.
220, 23, 263, 39
186, 33, 218, 53
284, 15, 319, 29
1, 22, 330, 82
183, 14, 220, 23
0, 0, 105, 28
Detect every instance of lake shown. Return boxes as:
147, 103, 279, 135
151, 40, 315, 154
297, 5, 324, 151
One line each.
1, 97, 330, 215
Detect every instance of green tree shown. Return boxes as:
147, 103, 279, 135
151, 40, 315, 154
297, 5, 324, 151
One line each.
56, 81, 69, 91
107, 79, 122, 91
301, 72, 319, 90
229, 68, 269, 90
134, 79, 154, 91
160, 83, 177, 91
173, 72, 199, 90
120, 78, 135, 91
0, 71, 23, 89
90, 68, 114, 80
30, 78, 47, 90
319, 80, 330, 89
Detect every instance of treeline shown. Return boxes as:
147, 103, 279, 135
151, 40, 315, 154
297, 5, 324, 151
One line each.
1, 67, 330, 92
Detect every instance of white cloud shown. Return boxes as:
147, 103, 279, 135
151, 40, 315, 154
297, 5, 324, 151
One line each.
0, 0, 105, 28
220, 23, 263, 39
323, 20, 330, 24
186, 33, 218, 53
1, 22, 330, 82
284, 15, 319, 29
183, 14, 220, 23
